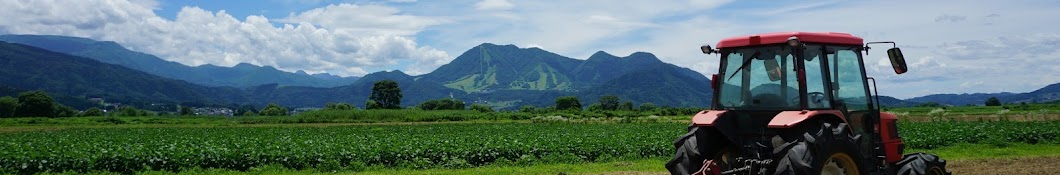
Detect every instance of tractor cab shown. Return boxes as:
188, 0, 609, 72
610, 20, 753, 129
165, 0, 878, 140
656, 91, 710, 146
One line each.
666, 32, 948, 175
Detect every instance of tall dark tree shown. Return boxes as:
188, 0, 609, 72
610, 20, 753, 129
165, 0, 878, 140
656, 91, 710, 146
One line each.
369, 80, 402, 109
984, 97, 1002, 106
599, 95, 620, 111
0, 96, 15, 118
14, 91, 55, 117
555, 96, 582, 111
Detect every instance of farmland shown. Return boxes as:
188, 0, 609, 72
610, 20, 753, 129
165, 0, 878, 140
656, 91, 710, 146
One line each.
2, 119, 1060, 174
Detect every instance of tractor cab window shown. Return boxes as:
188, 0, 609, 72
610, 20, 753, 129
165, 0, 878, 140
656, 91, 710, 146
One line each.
803, 45, 832, 109
717, 46, 799, 110
826, 46, 871, 111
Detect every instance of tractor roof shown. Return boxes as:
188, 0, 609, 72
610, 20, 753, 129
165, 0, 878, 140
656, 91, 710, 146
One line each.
715, 32, 863, 49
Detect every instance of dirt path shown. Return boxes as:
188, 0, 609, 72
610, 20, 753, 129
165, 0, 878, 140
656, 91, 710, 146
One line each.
949, 156, 1060, 175
593, 156, 1060, 175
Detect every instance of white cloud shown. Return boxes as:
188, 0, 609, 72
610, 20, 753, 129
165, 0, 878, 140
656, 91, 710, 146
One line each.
475, 0, 514, 11
278, 3, 447, 36
0, 0, 450, 77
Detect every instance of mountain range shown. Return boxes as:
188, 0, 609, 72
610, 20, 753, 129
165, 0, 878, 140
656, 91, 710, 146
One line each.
0, 37, 712, 109
0, 35, 359, 88
0, 35, 1057, 110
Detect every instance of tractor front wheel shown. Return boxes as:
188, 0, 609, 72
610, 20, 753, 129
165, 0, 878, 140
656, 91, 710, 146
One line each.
773, 122, 866, 175
896, 153, 952, 175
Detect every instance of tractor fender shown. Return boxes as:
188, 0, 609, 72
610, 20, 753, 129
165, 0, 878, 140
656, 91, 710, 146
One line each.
767, 110, 846, 128
691, 110, 727, 126
879, 112, 905, 163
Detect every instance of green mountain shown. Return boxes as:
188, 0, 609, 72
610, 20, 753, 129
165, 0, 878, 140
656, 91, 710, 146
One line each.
421, 43, 582, 93
0, 34, 359, 88
0, 41, 249, 107
579, 64, 712, 107
417, 43, 713, 108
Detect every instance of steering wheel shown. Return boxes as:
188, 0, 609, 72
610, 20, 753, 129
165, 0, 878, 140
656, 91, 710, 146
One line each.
808, 92, 826, 104
791, 92, 827, 105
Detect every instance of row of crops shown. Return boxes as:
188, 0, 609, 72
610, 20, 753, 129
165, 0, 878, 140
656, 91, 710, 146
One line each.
0, 123, 683, 174
2, 121, 1059, 174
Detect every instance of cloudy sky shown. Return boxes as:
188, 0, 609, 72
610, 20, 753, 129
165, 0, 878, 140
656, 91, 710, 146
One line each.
1, 0, 1058, 98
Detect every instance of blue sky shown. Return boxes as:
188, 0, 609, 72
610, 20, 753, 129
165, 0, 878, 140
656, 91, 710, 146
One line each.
1, 0, 1059, 99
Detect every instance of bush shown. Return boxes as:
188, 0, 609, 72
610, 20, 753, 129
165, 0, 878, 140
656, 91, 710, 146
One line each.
259, 103, 288, 116
418, 99, 465, 110
470, 104, 493, 113
324, 103, 356, 110
81, 107, 105, 117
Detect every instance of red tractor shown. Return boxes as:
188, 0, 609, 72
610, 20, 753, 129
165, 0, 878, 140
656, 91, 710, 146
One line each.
666, 32, 951, 175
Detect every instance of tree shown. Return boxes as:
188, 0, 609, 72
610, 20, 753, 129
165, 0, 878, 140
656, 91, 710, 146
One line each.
470, 104, 494, 113
82, 107, 105, 117
369, 80, 402, 109
54, 105, 77, 117
587, 103, 604, 112
179, 106, 195, 116
599, 95, 620, 111
235, 104, 257, 116
14, 91, 55, 117
519, 106, 536, 113
325, 103, 356, 110
118, 106, 140, 116
555, 96, 582, 111
619, 101, 634, 111
985, 97, 1002, 106
0, 96, 15, 118
259, 103, 288, 116
639, 103, 657, 112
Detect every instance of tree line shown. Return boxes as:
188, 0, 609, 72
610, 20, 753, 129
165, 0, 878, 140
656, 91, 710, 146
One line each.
1, 80, 707, 118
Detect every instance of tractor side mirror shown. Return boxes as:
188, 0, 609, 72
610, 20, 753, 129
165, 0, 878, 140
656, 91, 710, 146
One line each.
701, 45, 717, 54
887, 48, 908, 74
711, 74, 719, 89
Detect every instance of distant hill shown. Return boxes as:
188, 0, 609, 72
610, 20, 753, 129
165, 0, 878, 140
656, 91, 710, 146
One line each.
0, 41, 249, 106
0, 34, 359, 88
999, 83, 1060, 103
579, 64, 712, 107
905, 92, 1014, 106
902, 83, 1060, 106
875, 96, 920, 107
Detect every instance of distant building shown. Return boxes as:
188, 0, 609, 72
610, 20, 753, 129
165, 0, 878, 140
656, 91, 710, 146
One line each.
291, 107, 321, 115
193, 107, 234, 116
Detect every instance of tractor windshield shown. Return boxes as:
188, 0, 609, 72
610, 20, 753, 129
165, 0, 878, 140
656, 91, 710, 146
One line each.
716, 44, 830, 110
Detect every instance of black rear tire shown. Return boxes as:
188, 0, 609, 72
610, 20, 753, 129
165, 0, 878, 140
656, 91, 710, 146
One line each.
773, 122, 867, 175
896, 153, 951, 175
666, 126, 723, 175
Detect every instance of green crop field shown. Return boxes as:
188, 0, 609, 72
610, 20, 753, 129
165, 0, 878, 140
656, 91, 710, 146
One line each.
2, 120, 1060, 174
0, 123, 680, 174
